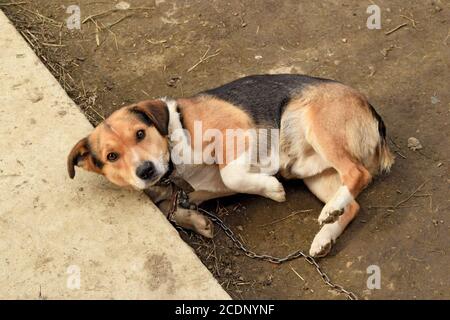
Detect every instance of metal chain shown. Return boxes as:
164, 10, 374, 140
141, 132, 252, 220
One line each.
197, 207, 358, 300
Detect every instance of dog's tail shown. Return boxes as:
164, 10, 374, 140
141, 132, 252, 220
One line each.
379, 136, 395, 173
369, 103, 395, 173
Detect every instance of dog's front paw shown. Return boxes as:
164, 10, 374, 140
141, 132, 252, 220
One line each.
171, 208, 214, 238
309, 230, 334, 258
318, 205, 344, 225
194, 216, 214, 239
264, 178, 286, 202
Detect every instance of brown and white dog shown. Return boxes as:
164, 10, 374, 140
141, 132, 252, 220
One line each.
68, 74, 394, 257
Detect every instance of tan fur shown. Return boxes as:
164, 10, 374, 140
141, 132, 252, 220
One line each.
177, 96, 254, 167
277, 82, 394, 256
378, 140, 395, 173
68, 100, 170, 188
304, 169, 360, 228
304, 169, 361, 256
280, 83, 389, 197
68, 80, 393, 257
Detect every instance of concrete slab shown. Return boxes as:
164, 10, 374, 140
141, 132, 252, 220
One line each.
0, 11, 229, 300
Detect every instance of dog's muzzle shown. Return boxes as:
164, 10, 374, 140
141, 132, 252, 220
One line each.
136, 161, 156, 181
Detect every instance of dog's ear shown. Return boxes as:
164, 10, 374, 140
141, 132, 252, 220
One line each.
67, 137, 103, 179
131, 100, 169, 136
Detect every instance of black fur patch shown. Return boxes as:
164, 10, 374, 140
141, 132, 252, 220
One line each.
368, 103, 387, 143
85, 140, 104, 169
130, 107, 153, 126
92, 155, 104, 169
199, 74, 334, 127
176, 104, 185, 129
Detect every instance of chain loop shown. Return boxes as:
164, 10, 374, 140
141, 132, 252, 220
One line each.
197, 207, 358, 300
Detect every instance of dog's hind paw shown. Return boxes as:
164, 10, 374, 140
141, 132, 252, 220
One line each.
318, 207, 344, 225
309, 231, 334, 258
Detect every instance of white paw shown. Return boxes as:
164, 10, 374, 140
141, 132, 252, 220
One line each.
318, 205, 344, 225
264, 178, 286, 202
195, 217, 214, 239
309, 230, 334, 258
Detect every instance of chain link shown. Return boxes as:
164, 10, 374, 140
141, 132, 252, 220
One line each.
197, 207, 358, 300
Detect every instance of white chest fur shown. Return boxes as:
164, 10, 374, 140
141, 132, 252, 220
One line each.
163, 97, 231, 194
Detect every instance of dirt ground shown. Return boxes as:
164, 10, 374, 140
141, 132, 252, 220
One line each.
2, 0, 449, 299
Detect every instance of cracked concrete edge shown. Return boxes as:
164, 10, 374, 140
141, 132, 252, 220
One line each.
0, 10, 230, 300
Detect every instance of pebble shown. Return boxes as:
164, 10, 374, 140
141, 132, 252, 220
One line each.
431, 95, 440, 104
407, 137, 423, 151
115, 1, 130, 10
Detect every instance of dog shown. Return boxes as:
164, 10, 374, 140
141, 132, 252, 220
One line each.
67, 74, 394, 257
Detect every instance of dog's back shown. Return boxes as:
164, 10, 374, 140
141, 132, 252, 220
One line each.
200, 74, 334, 128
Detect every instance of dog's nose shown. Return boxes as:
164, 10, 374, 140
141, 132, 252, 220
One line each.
136, 161, 156, 180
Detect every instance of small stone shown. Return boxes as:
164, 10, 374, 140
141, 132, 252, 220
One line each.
115, 1, 130, 10
407, 137, 423, 151
166, 76, 181, 88
262, 275, 273, 286
237, 225, 244, 231
431, 95, 440, 104
342, 38, 348, 43
254, 55, 263, 60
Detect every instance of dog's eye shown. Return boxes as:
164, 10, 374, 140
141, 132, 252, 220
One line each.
136, 129, 146, 141
107, 152, 119, 162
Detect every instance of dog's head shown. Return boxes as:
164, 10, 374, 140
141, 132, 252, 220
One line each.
67, 99, 170, 189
